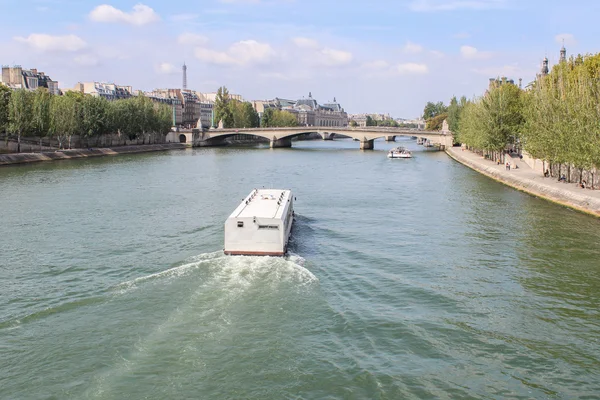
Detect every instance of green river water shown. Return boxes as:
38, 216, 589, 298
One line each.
1, 138, 599, 399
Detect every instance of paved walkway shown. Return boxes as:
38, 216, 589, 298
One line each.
447, 147, 600, 217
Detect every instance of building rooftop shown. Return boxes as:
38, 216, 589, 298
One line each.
229, 189, 292, 220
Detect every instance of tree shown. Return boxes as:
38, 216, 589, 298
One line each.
262, 109, 298, 127
0, 84, 11, 134
32, 88, 52, 151
349, 120, 358, 127
230, 101, 260, 128
423, 101, 447, 120
154, 103, 174, 137
133, 95, 155, 143
8, 89, 34, 153
81, 95, 109, 145
214, 86, 234, 128
50, 95, 81, 149
365, 115, 375, 126
244, 101, 260, 128
522, 53, 600, 181
447, 96, 467, 134
261, 108, 274, 127
426, 113, 448, 130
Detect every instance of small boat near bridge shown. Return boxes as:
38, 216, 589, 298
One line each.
387, 147, 412, 159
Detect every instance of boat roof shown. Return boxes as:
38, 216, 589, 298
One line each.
229, 189, 292, 220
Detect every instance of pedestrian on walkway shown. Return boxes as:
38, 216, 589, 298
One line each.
506, 162, 510, 171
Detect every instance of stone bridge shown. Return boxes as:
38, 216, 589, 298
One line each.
189, 127, 453, 150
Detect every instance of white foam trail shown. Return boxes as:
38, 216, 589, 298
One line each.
86, 252, 318, 398
112, 251, 317, 295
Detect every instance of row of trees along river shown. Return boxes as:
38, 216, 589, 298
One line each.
424, 52, 600, 187
0, 87, 173, 152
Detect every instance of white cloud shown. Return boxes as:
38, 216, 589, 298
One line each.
195, 40, 275, 66
178, 33, 209, 46
319, 48, 353, 66
395, 63, 429, 74
14, 33, 87, 52
409, 0, 505, 12
430, 50, 445, 58
195, 48, 237, 65
292, 37, 319, 49
156, 62, 179, 74
555, 33, 576, 46
403, 41, 424, 53
460, 45, 493, 59
73, 54, 100, 67
290, 37, 353, 67
89, 4, 160, 26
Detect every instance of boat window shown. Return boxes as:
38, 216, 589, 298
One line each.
258, 225, 279, 230
237, 221, 244, 227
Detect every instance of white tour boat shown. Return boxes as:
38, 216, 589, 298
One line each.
224, 189, 294, 256
387, 147, 412, 159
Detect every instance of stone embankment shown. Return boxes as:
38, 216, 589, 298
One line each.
0, 143, 187, 166
446, 146, 600, 218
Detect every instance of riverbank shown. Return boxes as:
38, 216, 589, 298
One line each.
446, 146, 600, 217
0, 143, 187, 166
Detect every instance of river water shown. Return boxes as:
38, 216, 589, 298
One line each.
1, 138, 599, 399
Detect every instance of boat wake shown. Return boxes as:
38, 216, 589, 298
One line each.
112, 251, 317, 295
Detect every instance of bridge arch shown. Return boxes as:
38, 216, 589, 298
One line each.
201, 127, 453, 150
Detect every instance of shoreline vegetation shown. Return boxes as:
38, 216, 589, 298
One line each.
425, 52, 600, 189
0, 86, 173, 153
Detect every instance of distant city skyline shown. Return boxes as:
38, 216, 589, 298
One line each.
2, 0, 598, 117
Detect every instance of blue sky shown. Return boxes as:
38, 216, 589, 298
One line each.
1, 0, 598, 117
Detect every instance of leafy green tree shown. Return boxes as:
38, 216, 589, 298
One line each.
446, 96, 465, 133
262, 109, 298, 127
230, 100, 260, 128
154, 103, 174, 137
50, 95, 81, 149
276, 110, 298, 127
378, 119, 399, 127
349, 120, 358, 127
81, 95, 109, 146
423, 101, 447, 120
426, 113, 448, 131
365, 116, 375, 126
458, 101, 486, 150
214, 86, 234, 128
244, 102, 260, 128
0, 84, 11, 134
261, 108, 274, 127
8, 89, 34, 152
523, 53, 600, 181
32, 88, 52, 151
134, 95, 155, 143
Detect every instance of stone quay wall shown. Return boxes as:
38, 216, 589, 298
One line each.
447, 147, 600, 218
0, 144, 187, 167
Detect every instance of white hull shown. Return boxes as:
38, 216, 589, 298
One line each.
224, 189, 294, 256
387, 147, 412, 158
